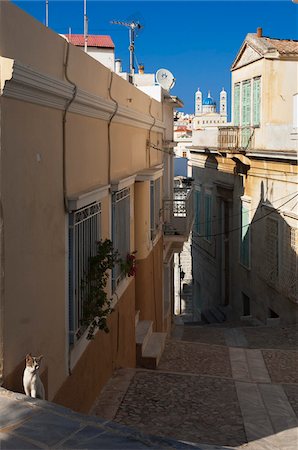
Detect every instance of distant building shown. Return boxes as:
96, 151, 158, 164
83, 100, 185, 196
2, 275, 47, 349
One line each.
62, 34, 115, 70
192, 89, 228, 149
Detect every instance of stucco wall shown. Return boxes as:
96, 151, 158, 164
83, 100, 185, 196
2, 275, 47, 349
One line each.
231, 56, 297, 151
0, 0, 171, 405
191, 152, 298, 325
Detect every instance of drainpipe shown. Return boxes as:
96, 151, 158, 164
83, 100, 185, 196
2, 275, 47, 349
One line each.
0, 102, 4, 385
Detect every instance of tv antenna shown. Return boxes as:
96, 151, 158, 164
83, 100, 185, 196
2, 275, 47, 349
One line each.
111, 19, 143, 75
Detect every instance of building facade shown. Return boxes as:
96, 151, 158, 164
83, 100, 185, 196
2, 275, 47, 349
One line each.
0, 1, 191, 412
190, 28, 298, 325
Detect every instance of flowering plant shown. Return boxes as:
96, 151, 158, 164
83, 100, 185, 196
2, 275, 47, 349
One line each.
121, 251, 137, 277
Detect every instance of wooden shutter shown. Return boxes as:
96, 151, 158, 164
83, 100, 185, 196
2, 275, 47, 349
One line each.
204, 193, 212, 241
234, 83, 240, 126
194, 189, 201, 234
242, 80, 251, 126
253, 77, 261, 126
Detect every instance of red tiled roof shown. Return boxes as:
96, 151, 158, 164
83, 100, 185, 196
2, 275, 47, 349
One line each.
64, 34, 115, 49
264, 37, 298, 54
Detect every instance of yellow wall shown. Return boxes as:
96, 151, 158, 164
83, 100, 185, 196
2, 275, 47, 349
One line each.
0, 1, 169, 406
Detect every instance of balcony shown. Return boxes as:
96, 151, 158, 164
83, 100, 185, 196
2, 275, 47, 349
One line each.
218, 126, 255, 152
163, 187, 194, 243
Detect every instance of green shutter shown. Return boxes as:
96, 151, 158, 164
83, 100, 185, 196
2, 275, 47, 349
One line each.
240, 203, 250, 268
205, 194, 212, 241
242, 80, 251, 126
194, 190, 201, 234
234, 84, 240, 126
253, 77, 261, 126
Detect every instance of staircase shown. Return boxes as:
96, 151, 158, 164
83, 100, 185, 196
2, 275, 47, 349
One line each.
201, 305, 227, 324
135, 311, 167, 369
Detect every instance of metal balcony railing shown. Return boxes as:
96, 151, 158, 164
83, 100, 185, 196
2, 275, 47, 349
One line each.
218, 126, 255, 152
163, 187, 194, 238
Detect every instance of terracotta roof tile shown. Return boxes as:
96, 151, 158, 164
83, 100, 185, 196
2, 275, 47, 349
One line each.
263, 37, 298, 54
64, 34, 115, 49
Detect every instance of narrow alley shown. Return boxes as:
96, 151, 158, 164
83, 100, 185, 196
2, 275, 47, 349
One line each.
92, 320, 298, 450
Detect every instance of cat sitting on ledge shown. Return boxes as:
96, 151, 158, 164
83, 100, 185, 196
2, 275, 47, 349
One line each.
23, 353, 45, 400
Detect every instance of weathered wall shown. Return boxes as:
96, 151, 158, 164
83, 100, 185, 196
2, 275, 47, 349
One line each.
135, 236, 164, 332
191, 152, 298, 325
53, 280, 135, 413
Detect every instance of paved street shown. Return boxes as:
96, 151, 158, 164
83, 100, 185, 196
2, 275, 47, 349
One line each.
93, 324, 298, 450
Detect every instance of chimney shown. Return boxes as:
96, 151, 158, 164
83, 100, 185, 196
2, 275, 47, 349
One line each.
257, 27, 263, 37
115, 59, 122, 74
138, 64, 144, 74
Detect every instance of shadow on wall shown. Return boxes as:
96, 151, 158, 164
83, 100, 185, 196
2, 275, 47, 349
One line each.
241, 181, 298, 323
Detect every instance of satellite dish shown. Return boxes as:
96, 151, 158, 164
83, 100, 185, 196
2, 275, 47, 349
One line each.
156, 68, 176, 91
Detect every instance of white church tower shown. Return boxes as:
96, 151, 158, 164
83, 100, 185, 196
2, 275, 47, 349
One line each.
220, 87, 227, 117
195, 88, 202, 115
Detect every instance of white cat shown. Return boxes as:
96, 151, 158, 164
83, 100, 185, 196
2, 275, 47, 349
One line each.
23, 353, 45, 400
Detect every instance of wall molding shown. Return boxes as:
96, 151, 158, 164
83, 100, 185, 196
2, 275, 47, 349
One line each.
3, 61, 165, 132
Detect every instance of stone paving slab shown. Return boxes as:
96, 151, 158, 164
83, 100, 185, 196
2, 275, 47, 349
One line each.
234, 382, 274, 441
114, 371, 246, 447
158, 341, 232, 378
0, 388, 220, 450
262, 349, 298, 383
245, 349, 271, 383
258, 383, 297, 433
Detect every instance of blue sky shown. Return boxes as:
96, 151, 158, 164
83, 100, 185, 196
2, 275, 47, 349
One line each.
12, 1, 298, 114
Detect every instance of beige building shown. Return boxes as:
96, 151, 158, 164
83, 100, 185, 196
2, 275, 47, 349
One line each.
0, 2, 192, 412
190, 28, 298, 325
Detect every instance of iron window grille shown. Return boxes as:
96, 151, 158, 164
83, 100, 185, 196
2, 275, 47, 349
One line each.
112, 187, 130, 292
68, 202, 101, 345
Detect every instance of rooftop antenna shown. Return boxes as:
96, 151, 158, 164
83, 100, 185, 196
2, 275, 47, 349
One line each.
83, 0, 88, 52
45, 0, 49, 27
111, 19, 143, 75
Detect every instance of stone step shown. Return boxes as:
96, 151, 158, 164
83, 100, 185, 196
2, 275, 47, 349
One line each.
140, 332, 167, 370
210, 307, 226, 323
201, 309, 217, 324
136, 320, 153, 361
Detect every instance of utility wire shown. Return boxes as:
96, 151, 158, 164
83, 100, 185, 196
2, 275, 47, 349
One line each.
192, 192, 298, 239
191, 189, 298, 228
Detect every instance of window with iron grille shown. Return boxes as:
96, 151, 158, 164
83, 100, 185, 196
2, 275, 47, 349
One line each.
112, 187, 130, 291
150, 178, 161, 240
68, 202, 101, 345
